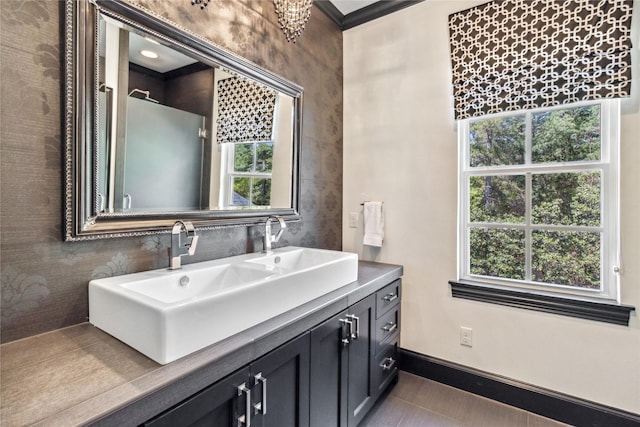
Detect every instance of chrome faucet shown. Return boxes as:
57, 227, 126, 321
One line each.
263, 216, 287, 254
169, 221, 199, 270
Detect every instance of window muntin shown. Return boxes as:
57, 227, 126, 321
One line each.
459, 100, 619, 300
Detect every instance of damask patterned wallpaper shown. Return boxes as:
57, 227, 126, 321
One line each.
0, 1, 343, 343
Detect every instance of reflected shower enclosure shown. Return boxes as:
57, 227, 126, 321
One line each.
123, 97, 205, 211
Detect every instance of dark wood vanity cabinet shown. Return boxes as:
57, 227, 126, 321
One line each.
309, 280, 402, 427
144, 333, 310, 427
143, 366, 248, 427
309, 295, 377, 427
309, 310, 349, 427
373, 280, 401, 395
143, 279, 401, 427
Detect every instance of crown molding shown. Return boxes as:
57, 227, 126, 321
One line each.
314, 0, 344, 27
315, 0, 425, 30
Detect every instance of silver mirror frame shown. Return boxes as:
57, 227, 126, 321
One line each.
63, 0, 302, 241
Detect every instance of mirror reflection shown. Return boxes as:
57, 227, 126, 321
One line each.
97, 14, 294, 214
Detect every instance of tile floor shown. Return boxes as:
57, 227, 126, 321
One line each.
360, 372, 572, 427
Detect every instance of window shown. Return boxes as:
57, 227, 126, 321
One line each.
222, 141, 273, 208
458, 100, 620, 301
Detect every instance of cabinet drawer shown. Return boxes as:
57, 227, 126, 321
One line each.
376, 280, 401, 318
374, 340, 398, 395
376, 307, 399, 350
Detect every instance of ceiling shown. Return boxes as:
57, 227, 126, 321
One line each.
318, 0, 422, 30
330, 0, 378, 15
129, 32, 197, 74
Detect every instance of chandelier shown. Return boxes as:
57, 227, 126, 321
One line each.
273, 0, 313, 43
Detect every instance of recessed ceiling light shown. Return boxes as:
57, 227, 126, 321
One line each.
140, 50, 158, 59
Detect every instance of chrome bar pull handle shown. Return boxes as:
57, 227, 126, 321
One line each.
254, 372, 267, 415
383, 293, 397, 303
339, 318, 353, 345
382, 322, 397, 333
346, 314, 360, 340
237, 383, 251, 427
380, 357, 396, 371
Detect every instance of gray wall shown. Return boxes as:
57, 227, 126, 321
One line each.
0, 1, 343, 343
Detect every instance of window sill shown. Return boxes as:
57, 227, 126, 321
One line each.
449, 281, 635, 326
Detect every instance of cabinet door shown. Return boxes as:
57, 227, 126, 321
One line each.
143, 367, 251, 427
145, 333, 310, 427
309, 310, 350, 427
252, 333, 310, 427
346, 294, 376, 427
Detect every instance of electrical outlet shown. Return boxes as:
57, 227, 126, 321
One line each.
349, 212, 359, 228
460, 327, 473, 347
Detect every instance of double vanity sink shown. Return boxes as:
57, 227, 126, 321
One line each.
89, 247, 358, 364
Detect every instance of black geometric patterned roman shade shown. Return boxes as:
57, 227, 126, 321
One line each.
216, 76, 277, 143
448, 0, 634, 120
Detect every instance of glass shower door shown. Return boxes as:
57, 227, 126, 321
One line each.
123, 97, 205, 211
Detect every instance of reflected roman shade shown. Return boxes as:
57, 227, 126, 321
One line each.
448, 0, 634, 120
216, 76, 277, 143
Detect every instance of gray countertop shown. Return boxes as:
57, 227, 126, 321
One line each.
1, 261, 402, 427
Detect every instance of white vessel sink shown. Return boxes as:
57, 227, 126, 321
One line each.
89, 247, 358, 364
246, 246, 353, 271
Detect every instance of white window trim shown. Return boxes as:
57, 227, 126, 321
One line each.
457, 99, 621, 303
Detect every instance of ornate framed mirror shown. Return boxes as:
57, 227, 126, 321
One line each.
64, 0, 302, 240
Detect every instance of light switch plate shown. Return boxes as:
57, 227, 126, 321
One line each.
460, 326, 473, 347
349, 212, 359, 228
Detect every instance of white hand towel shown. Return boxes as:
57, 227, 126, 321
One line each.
363, 201, 384, 247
